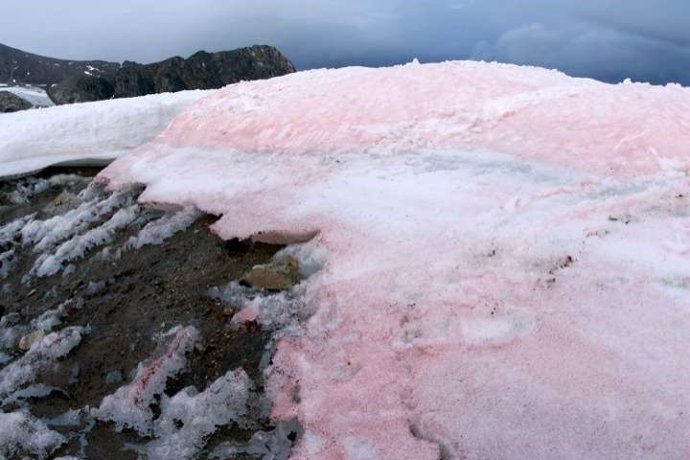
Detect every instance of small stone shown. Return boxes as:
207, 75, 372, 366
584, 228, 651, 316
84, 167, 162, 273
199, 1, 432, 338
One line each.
18, 330, 45, 351
241, 255, 301, 291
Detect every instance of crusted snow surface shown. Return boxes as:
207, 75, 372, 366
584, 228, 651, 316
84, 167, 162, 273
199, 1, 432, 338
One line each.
0, 89, 209, 178
0, 410, 66, 459
97, 61, 690, 458
92, 325, 199, 435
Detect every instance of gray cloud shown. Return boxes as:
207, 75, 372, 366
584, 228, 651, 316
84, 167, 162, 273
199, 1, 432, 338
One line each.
1, 0, 689, 85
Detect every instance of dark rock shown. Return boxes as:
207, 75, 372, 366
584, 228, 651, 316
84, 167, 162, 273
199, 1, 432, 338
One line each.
0, 42, 120, 86
113, 45, 296, 98
47, 74, 115, 105
0, 90, 32, 112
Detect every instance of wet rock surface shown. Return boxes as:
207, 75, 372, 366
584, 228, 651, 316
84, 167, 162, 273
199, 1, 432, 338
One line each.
0, 169, 302, 459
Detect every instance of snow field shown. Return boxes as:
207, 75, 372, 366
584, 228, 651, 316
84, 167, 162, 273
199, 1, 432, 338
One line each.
101, 61, 690, 459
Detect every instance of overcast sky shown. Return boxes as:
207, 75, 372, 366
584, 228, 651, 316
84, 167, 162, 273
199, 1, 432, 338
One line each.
2, 0, 689, 85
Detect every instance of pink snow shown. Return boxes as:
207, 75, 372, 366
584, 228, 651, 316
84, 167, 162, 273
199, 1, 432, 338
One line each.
101, 61, 690, 459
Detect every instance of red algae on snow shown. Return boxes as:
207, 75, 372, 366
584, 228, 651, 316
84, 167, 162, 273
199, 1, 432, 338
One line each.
101, 61, 690, 459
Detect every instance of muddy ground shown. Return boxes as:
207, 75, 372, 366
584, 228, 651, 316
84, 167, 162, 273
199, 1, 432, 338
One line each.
0, 168, 300, 459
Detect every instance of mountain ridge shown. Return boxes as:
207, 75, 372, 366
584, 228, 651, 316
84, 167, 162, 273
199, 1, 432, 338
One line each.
0, 43, 296, 107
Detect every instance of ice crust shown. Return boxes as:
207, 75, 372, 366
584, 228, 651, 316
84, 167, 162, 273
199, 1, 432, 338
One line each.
10, 60, 690, 458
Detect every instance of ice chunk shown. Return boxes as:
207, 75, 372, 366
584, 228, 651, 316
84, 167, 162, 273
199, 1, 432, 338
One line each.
0, 312, 28, 351
210, 281, 313, 331
125, 206, 200, 250
143, 368, 253, 460
0, 326, 86, 400
0, 411, 66, 459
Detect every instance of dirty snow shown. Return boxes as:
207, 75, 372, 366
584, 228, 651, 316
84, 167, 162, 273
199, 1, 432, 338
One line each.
0, 326, 86, 401
97, 61, 690, 459
0, 179, 202, 282
143, 368, 253, 460
92, 326, 199, 434
125, 206, 200, 249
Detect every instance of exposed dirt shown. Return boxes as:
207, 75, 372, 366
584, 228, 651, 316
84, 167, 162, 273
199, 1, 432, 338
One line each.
0, 168, 300, 459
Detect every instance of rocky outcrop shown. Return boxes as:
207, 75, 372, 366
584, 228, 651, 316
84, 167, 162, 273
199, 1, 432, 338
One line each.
113, 46, 296, 98
47, 75, 115, 104
0, 90, 32, 112
0, 43, 296, 108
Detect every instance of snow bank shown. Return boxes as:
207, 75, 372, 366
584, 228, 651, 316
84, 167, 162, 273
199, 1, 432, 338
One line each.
0, 90, 210, 178
96, 61, 690, 459
105, 60, 690, 178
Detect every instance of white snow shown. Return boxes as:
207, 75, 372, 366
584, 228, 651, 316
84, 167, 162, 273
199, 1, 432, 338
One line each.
0, 89, 210, 178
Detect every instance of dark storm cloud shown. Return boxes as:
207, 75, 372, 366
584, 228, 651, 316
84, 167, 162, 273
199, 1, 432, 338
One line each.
1, 0, 689, 84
